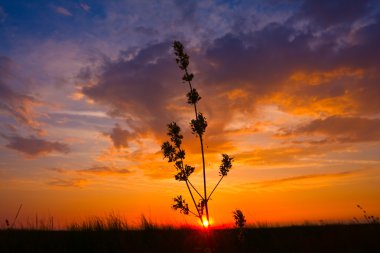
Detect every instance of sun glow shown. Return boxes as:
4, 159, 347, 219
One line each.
202, 217, 209, 228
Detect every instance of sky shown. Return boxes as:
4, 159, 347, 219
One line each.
1, 0, 380, 228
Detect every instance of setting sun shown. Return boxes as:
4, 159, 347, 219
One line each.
202, 217, 209, 228
1, 1, 380, 252
0, 0, 380, 232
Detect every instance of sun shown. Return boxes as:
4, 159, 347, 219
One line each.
202, 217, 209, 228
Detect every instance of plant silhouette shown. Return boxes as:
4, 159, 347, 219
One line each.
161, 41, 233, 227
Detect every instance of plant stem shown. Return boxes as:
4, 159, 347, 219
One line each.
185, 69, 209, 223
10, 204, 22, 229
188, 179, 204, 200
185, 180, 203, 224
208, 176, 224, 201
178, 147, 202, 223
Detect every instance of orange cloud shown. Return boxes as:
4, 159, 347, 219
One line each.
240, 170, 361, 191
281, 116, 380, 143
289, 68, 364, 86
78, 165, 132, 176
47, 178, 88, 188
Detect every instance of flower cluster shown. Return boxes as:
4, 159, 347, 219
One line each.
172, 195, 189, 215
233, 209, 246, 228
190, 113, 207, 137
219, 154, 233, 176
161, 122, 194, 182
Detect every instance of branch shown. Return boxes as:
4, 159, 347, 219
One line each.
187, 179, 204, 200
188, 209, 199, 218
185, 180, 202, 223
207, 176, 224, 201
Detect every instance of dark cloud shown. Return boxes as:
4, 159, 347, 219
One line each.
174, 0, 198, 22
78, 165, 131, 176
81, 41, 183, 137
0, 56, 41, 132
282, 116, 380, 143
203, 27, 313, 91
134, 26, 159, 36
80, 1, 380, 160
201, 8, 380, 116
105, 123, 133, 149
292, 0, 372, 28
1, 134, 70, 157
75, 66, 92, 81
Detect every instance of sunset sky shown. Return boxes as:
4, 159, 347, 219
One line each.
1, 0, 380, 228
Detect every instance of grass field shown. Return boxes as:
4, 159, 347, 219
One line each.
1, 224, 379, 253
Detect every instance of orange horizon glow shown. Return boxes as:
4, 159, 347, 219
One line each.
1, 0, 380, 230
202, 216, 209, 228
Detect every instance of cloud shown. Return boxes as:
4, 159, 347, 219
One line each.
0, 56, 41, 132
81, 41, 183, 138
134, 26, 159, 36
104, 124, 133, 149
46, 167, 67, 174
1, 134, 70, 157
78, 1, 380, 179
236, 145, 331, 167
291, 0, 372, 28
200, 8, 380, 118
80, 3, 91, 12
244, 170, 359, 190
47, 178, 87, 188
281, 116, 380, 143
78, 165, 132, 176
54, 6, 72, 16
81, 3, 380, 125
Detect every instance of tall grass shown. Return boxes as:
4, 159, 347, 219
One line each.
68, 213, 128, 231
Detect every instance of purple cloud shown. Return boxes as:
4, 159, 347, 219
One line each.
0, 56, 42, 132
105, 123, 133, 149
2, 134, 70, 157
54, 6, 72, 16
78, 165, 131, 176
281, 116, 380, 143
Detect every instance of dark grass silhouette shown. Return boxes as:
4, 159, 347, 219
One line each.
1, 223, 379, 253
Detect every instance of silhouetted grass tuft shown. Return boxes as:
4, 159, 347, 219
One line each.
68, 213, 128, 231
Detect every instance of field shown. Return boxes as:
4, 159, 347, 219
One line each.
1, 224, 379, 253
